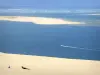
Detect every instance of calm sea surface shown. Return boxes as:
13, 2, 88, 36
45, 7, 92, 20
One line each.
0, 11, 100, 60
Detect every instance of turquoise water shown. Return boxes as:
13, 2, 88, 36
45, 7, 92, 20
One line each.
0, 9, 100, 60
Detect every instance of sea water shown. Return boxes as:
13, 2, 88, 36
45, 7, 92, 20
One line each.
0, 9, 100, 60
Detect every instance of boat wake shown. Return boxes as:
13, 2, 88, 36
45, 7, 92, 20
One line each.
60, 45, 100, 51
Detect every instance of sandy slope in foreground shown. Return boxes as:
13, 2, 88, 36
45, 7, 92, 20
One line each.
0, 53, 100, 75
0, 16, 85, 25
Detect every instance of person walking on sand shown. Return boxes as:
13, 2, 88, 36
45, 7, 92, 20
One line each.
8, 66, 10, 68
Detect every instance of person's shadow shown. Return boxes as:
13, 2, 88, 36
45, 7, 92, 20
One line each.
21, 66, 30, 70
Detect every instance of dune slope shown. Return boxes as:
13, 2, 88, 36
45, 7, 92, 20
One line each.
0, 53, 100, 75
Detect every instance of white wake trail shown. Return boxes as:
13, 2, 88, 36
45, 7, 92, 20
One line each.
60, 45, 100, 51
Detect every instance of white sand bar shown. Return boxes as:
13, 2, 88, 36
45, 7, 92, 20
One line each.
0, 53, 100, 75
0, 16, 85, 25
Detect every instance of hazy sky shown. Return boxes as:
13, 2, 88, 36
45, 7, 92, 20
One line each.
0, 0, 100, 9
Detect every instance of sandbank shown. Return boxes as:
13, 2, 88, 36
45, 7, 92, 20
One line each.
0, 16, 85, 25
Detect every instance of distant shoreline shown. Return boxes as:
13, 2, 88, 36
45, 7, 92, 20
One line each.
0, 16, 85, 25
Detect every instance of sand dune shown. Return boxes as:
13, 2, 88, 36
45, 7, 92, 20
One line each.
0, 16, 85, 25
0, 52, 100, 75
